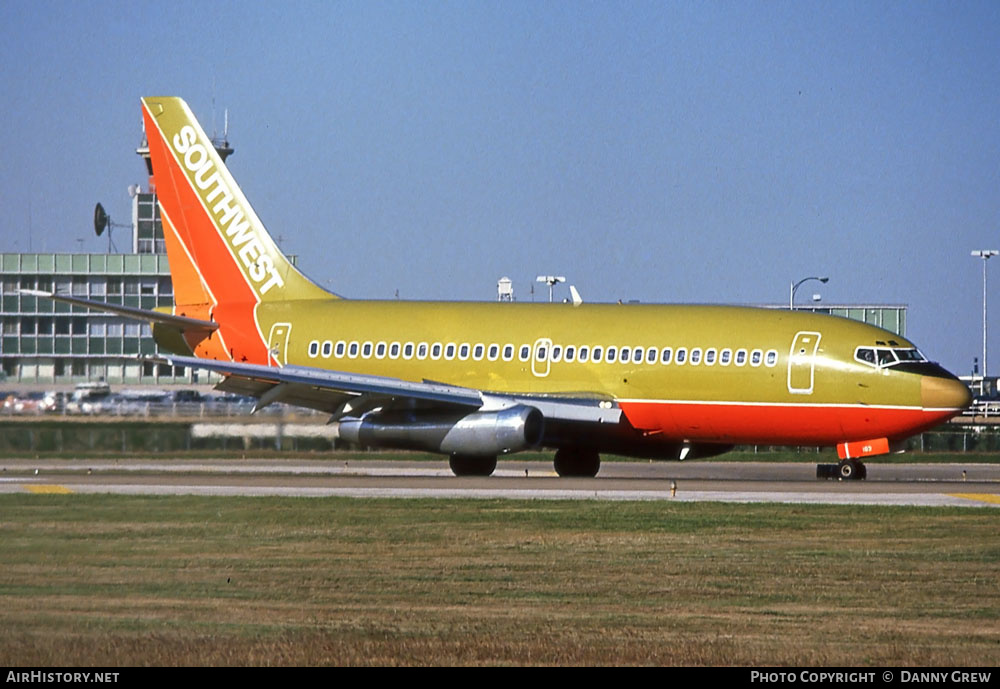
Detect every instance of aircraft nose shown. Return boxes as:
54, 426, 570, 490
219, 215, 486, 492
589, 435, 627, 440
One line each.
921, 375, 973, 410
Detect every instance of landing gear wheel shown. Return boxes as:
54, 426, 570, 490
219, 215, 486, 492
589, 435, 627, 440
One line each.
553, 448, 601, 478
837, 458, 866, 481
449, 454, 497, 477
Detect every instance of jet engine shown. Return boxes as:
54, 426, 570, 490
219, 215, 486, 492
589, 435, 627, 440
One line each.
338, 405, 544, 456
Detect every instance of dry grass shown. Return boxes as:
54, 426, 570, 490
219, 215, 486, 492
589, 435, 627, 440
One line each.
0, 496, 996, 666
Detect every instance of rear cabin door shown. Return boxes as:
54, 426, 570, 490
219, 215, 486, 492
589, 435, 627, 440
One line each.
267, 322, 292, 366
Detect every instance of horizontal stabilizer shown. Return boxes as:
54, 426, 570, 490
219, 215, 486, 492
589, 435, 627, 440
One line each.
20, 289, 218, 331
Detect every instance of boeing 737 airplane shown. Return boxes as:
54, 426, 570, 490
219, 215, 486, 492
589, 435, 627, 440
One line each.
27, 97, 972, 479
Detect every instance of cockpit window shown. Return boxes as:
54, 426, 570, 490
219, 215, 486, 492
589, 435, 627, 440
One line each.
877, 348, 896, 366
855, 346, 927, 369
894, 348, 926, 362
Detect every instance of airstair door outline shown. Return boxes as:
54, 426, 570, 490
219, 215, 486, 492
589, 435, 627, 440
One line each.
268, 322, 292, 366
787, 331, 821, 394
532, 337, 552, 377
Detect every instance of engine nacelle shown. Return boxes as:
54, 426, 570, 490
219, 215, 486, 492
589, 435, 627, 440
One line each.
339, 405, 544, 456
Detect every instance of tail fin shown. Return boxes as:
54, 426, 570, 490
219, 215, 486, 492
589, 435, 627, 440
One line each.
141, 97, 331, 305
142, 97, 334, 365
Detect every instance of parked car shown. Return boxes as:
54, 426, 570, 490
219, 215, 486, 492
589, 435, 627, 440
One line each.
10, 391, 47, 414
39, 391, 67, 413
65, 382, 113, 414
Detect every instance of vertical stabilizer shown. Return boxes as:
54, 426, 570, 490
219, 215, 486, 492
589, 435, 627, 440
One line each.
141, 97, 332, 305
141, 97, 334, 365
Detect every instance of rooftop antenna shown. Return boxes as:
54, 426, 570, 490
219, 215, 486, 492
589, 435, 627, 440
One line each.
535, 275, 566, 303
93, 202, 128, 253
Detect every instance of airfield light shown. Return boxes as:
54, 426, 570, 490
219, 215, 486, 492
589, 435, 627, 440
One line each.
789, 276, 829, 310
971, 250, 998, 394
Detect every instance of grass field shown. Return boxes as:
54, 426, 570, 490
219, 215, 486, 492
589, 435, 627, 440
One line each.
0, 495, 997, 666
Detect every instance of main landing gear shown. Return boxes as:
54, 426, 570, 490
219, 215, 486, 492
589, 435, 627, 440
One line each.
817, 458, 867, 480
449, 454, 497, 477
448, 451, 602, 478
553, 448, 601, 478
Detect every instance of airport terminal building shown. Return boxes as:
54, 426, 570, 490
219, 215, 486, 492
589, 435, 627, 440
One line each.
0, 250, 187, 385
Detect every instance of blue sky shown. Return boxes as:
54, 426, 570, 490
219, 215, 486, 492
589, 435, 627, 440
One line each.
1, 1, 998, 374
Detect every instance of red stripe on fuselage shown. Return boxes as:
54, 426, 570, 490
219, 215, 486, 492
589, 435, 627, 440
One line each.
142, 104, 269, 365
619, 400, 959, 445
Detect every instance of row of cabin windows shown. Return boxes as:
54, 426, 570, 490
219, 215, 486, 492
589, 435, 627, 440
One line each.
306, 339, 780, 369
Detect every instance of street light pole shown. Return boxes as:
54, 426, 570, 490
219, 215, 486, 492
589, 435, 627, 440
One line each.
971, 250, 998, 395
789, 276, 829, 310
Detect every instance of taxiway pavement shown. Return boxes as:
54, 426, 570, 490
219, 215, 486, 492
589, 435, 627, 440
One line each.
1, 458, 997, 507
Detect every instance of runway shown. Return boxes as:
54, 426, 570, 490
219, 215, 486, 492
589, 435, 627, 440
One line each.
1, 458, 998, 507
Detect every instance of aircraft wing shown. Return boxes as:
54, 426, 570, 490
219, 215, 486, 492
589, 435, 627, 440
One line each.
18, 289, 217, 331
158, 353, 622, 423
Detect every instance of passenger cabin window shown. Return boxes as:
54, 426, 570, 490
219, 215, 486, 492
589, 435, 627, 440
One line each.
519, 345, 530, 361
620, 347, 630, 363
473, 344, 485, 360
418, 343, 428, 359
676, 348, 687, 365
375, 342, 386, 358
720, 349, 732, 365
765, 350, 778, 367
705, 349, 717, 365
690, 348, 702, 365
661, 347, 672, 364
606, 346, 618, 363
389, 342, 400, 359
403, 343, 414, 359
362, 342, 373, 358
565, 346, 576, 362
551, 345, 562, 362
735, 349, 747, 366
502, 345, 514, 361
322, 341, 333, 357
349, 342, 359, 358
592, 346, 603, 363
750, 349, 763, 366
647, 347, 658, 364
335, 341, 346, 357
431, 343, 442, 359
308, 341, 319, 357
445, 343, 456, 360
458, 344, 470, 360
488, 344, 499, 361
578, 346, 589, 362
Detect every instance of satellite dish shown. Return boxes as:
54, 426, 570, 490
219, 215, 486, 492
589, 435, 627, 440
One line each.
94, 203, 108, 237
